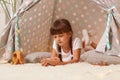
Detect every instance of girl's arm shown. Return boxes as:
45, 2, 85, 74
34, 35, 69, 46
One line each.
46, 48, 81, 66
40, 48, 58, 66
50, 48, 58, 58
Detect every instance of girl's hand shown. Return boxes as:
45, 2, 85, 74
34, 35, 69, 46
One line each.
40, 57, 49, 66
40, 57, 61, 66
47, 57, 61, 66
41, 59, 49, 66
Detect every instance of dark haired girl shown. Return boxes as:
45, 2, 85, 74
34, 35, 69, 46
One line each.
40, 19, 82, 66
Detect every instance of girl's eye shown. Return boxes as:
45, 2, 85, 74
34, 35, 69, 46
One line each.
53, 36, 57, 39
59, 35, 63, 37
53, 34, 64, 38
59, 34, 63, 37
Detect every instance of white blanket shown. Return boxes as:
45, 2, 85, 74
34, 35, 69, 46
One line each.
0, 62, 120, 80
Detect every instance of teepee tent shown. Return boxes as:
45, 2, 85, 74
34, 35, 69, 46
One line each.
0, 0, 120, 60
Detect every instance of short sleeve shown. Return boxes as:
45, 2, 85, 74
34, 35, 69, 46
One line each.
73, 37, 82, 50
52, 40, 57, 50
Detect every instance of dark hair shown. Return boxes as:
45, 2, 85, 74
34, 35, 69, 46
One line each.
50, 19, 73, 35
50, 19, 73, 61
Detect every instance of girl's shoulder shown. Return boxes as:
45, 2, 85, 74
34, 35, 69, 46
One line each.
72, 37, 82, 48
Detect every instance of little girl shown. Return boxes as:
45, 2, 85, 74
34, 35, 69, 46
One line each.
40, 19, 82, 66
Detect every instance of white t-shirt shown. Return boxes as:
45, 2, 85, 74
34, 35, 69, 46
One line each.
53, 37, 82, 62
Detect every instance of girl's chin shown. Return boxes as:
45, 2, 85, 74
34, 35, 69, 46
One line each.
58, 44, 63, 46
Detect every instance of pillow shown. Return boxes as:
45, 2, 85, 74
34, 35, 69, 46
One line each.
80, 50, 120, 64
24, 52, 51, 63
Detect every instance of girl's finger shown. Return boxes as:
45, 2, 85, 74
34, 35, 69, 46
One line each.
41, 59, 47, 66
43, 62, 48, 66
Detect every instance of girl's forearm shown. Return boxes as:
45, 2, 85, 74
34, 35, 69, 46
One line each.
48, 58, 79, 66
47, 59, 62, 66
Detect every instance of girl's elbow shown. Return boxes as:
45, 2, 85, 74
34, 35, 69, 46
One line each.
76, 59, 80, 62
74, 58, 80, 62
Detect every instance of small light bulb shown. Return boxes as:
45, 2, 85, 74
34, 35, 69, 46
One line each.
18, 29, 21, 34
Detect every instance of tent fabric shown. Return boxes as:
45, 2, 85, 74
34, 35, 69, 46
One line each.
20, 0, 55, 53
91, 0, 120, 56
0, 0, 120, 59
0, 0, 41, 59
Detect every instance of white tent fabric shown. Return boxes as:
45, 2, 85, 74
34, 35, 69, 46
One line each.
91, 0, 120, 56
0, 0, 40, 60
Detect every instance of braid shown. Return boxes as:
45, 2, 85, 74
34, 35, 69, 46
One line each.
57, 45, 62, 61
57, 44, 61, 52
70, 37, 73, 54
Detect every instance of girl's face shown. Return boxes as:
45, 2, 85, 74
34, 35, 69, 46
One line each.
53, 32, 72, 47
